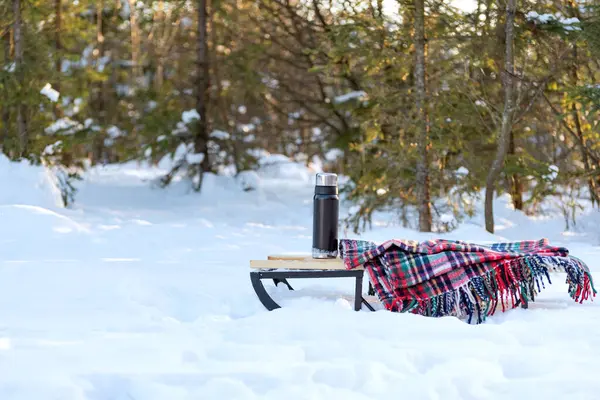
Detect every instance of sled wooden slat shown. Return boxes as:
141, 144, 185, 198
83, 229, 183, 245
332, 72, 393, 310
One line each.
267, 254, 312, 261
250, 258, 359, 270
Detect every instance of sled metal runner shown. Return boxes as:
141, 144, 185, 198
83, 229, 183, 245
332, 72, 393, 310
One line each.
249, 255, 375, 312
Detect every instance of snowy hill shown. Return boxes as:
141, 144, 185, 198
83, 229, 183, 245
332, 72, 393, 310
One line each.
0, 156, 599, 399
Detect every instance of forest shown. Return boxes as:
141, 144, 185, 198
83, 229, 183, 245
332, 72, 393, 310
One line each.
0, 0, 599, 234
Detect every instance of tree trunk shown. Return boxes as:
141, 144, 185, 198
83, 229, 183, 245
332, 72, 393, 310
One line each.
413, 0, 432, 232
508, 131, 523, 210
54, 0, 62, 118
14, 0, 27, 158
570, 45, 599, 205
484, 0, 516, 233
127, 0, 142, 80
1, 31, 10, 151
484, 0, 492, 35
152, 0, 164, 90
193, 0, 211, 190
92, 0, 106, 164
211, 1, 239, 173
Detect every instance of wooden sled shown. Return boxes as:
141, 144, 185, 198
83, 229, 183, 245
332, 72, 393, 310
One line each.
249, 254, 376, 312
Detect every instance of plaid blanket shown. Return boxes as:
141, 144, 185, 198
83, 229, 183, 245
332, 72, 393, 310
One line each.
339, 238, 596, 323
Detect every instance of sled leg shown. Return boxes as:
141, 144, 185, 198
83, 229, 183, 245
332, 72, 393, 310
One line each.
250, 272, 281, 311
362, 297, 376, 311
273, 278, 294, 290
354, 272, 364, 311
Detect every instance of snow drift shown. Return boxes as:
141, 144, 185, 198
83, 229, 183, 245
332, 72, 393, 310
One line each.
0, 154, 599, 399
0, 155, 64, 208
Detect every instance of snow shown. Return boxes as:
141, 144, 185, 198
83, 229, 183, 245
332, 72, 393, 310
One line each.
325, 149, 344, 162
107, 126, 123, 139
440, 213, 455, 223
526, 11, 581, 31
562, 21, 581, 31
255, 153, 318, 184
166, 143, 205, 166
334, 91, 367, 104
185, 152, 205, 165
526, 11, 555, 23
45, 118, 83, 135
172, 122, 188, 136
237, 170, 261, 191
147, 101, 158, 111
561, 17, 581, 25
97, 55, 111, 72
180, 17, 193, 27
257, 153, 292, 166
172, 143, 192, 163
116, 84, 135, 97
1, 154, 600, 398
456, 166, 469, 176
40, 83, 60, 102
105, 126, 124, 147
240, 124, 255, 133
182, 109, 200, 124
451, 0, 477, 13
43, 141, 63, 156
546, 164, 560, 181
210, 130, 231, 140
247, 148, 270, 160
0, 155, 64, 207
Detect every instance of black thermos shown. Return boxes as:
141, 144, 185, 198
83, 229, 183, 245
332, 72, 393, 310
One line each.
312, 173, 339, 258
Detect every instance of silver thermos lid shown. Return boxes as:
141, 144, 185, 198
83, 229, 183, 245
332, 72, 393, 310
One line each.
315, 172, 338, 187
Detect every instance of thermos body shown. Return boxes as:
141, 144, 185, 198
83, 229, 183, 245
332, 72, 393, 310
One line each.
312, 173, 339, 258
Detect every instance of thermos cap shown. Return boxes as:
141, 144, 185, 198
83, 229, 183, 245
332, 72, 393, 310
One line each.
316, 173, 338, 187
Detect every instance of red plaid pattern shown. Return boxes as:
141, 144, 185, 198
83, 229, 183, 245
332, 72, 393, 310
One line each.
339, 238, 595, 322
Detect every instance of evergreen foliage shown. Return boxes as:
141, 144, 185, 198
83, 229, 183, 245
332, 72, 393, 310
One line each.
0, 0, 598, 232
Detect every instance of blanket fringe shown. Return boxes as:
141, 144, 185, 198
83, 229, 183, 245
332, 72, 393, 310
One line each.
388, 255, 596, 324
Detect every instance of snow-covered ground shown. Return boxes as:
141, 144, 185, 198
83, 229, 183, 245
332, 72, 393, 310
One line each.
1, 155, 599, 399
